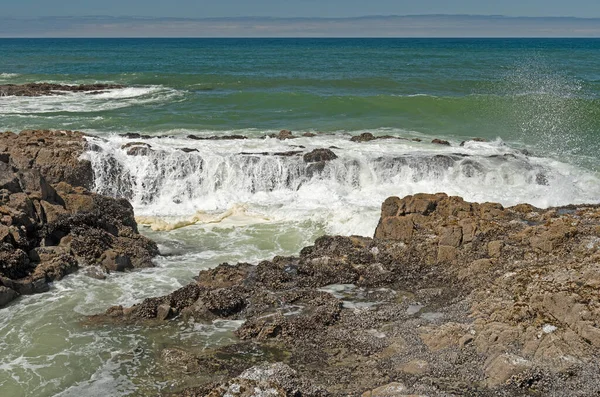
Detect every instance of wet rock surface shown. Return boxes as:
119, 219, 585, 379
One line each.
94, 193, 600, 396
0, 83, 124, 97
0, 130, 158, 307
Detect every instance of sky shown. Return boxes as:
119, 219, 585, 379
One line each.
2, 1, 600, 37
4, 0, 600, 18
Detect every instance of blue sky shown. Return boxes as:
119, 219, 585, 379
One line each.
4, 0, 600, 18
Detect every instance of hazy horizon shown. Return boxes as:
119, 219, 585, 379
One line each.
2, 15, 600, 38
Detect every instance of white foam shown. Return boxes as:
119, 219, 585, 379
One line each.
85, 134, 600, 237
0, 86, 181, 114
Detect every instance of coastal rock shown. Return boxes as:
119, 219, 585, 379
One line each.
350, 132, 376, 142
268, 130, 295, 140
460, 137, 488, 146
187, 134, 247, 140
303, 148, 338, 163
0, 130, 158, 307
0, 285, 18, 307
96, 193, 600, 396
0, 130, 94, 189
0, 83, 124, 97
431, 138, 451, 146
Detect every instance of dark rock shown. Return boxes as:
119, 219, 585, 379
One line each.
0, 83, 124, 97
187, 134, 247, 140
459, 137, 488, 146
306, 162, 327, 178
119, 133, 153, 140
0, 129, 158, 308
350, 132, 376, 142
0, 286, 18, 307
269, 130, 295, 140
273, 151, 303, 157
121, 142, 151, 150
432, 138, 451, 146
101, 250, 133, 272
303, 148, 338, 163
126, 146, 152, 156
0, 162, 20, 193
179, 148, 199, 153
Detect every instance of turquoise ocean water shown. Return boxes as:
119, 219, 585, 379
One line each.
1, 38, 600, 396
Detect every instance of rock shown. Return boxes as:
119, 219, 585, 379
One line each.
459, 138, 487, 146
431, 138, 451, 146
101, 250, 133, 272
0, 286, 18, 307
156, 304, 172, 320
83, 266, 107, 280
187, 134, 247, 140
0, 162, 20, 193
302, 132, 317, 137
269, 130, 295, 140
303, 148, 338, 163
119, 133, 152, 139
351, 132, 376, 142
126, 145, 152, 156
179, 147, 199, 153
92, 192, 600, 396
2, 130, 94, 189
0, 83, 124, 97
0, 130, 158, 307
401, 360, 429, 375
205, 378, 286, 397
361, 382, 408, 397
484, 354, 532, 387
121, 142, 151, 150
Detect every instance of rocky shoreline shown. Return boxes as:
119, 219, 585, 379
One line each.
1, 129, 599, 396
0, 130, 157, 307
95, 194, 600, 396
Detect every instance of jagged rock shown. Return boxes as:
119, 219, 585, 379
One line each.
0, 130, 158, 307
94, 192, 600, 396
1, 130, 94, 189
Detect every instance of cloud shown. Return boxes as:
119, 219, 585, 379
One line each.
1, 15, 599, 37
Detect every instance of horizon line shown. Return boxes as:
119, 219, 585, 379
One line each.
4, 14, 600, 20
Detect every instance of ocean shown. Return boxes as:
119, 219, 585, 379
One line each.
1, 38, 600, 396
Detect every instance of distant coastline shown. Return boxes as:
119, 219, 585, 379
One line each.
2, 15, 600, 38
